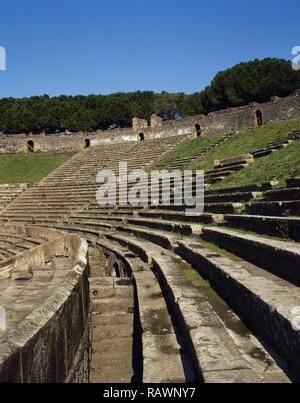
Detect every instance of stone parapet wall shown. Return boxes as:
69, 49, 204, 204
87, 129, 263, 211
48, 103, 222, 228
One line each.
0, 225, 89, 383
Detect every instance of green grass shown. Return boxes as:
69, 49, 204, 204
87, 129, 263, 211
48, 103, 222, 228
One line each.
189, 117, 300, 172
150, 131, 227, 170
0, 153, 69, 184
151, 116, 300, 188
211, 140, 300, 189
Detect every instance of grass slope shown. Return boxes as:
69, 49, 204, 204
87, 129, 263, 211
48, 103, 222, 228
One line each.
150, 132, 227, 169
212, 140, 300, 189
152, 116, 300, 188
0, 154, 69, 184
189, 117, 300, 172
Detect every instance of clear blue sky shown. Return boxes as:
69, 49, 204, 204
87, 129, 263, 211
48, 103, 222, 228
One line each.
0, 0, 299, 98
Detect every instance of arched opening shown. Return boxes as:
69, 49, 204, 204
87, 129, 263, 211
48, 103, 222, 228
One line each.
255, 110, 263, 127
27, 140, 34, 153
85, 139, 91, 148
195, 124, 202, 137
138, 133, 145, 142
113, 263, 121, 278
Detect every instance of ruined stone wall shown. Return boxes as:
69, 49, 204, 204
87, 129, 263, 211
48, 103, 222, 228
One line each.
132, 117, 148, 132
0, 91, 300, 154
150, 113, 163, 128
258, 93, 300, 122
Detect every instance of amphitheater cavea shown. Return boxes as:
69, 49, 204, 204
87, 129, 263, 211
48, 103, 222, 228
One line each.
0, 90, 299, 383
1, 0, 300, 388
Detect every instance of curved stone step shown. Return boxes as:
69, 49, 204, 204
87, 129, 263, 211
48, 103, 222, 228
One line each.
201, 227, 300, 285
175, 239, 300, 377
126, 217, 201, 236
223, 214, 300, 241
96, 239, 192, 383
103, 232, 291, 383
246, 200, 300, 217
205, 192, 261, 204
138, 210, 216, 224
98, 223, 300, 378
287, 178, 300, 188
263, 188, 300, 202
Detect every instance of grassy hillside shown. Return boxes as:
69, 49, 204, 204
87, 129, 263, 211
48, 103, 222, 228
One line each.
150, 132, 227, 169
153, 116, 300, 188
189, 117, 300, 172
211, 140, 300, 189
0, 154, 69, 184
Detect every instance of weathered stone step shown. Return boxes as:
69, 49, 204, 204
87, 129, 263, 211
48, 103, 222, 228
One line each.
0, 246, 20, 256
205, 192, 261, 204
204, 202, 244, 214
206, 164, 248, 175
70, 217, 125, 225
223, 214, 300, 241
7, 199, 90, 205
214, 154, 254, 169
205, 182, 275, 195
138, 211, 216, 224
287, 177, 300, 188
126, 217, 201, 236
97, 239, 190, 383
205, 170, 234, 179
0, 247, 15, 258
208, 176, 228, 184
169, 157, 197, 165
252, 149, 274, 159
29, 184, 98, 191
201, 227, 300, 285
105, 232, 291, 383
246, 200, 300, 217
3, 207, 82, 213
48, 224, 103, 240
89, 276, 135, 384
115, 224, 177, 250
1, 212, 70, 218
175, 240, 300, 377
268, 139, 292, 147
263, 188, 300, 202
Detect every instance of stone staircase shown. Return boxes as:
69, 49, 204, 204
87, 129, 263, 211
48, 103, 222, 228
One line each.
251, 130, 300, 159
0, 136, 185, 223
89, 274, 135, 383
166, 132, 236, 170
205, 154, 255, 184
0, 231, 44, 262
0, 184, 28, 212
205, 130, 300, 184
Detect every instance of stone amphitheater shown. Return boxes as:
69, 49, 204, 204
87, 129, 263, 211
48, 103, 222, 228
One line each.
0, 102, 300, 383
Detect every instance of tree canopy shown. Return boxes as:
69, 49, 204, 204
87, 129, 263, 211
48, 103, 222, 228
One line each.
200, 58, 300, 112
0, 58, 299, 134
